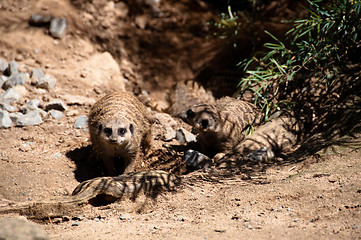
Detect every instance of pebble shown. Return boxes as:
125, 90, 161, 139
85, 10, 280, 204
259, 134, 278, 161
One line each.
119, 213, 131, 221
0, 217, 49, 240
0, 59, 7, 73
36, 74, 57, 90
49, 17, 67, 39
31, 68, 45, 81
74, 115, 88, 129
176, 127, 196, 144
2, 72, 30, 90
0, 88, 22, 103
15, 110, 43, 126
45, 100, 68, 111
7, 61, 19, 75
0, 102, 17, 112
71, 222, 80, 227
176, 215, 187, 222
0, 110, 12, 128
49, 109, 63, 119
8, 112, 24, 123
0, 75, 8, 88
184, 149, 212, 169
29, 14, 52, 26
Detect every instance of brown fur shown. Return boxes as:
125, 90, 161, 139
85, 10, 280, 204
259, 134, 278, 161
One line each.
167, 80, 215, 116
88, 91, 152, 176
179, 96, 260, 157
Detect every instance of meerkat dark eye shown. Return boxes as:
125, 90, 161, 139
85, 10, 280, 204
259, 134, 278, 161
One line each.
104, 128, 112, 137
201, 119, 209, 129
186, 109, 195, 119
129, 124, 134, 134
98, 124, 103, 132
118, 128, 126, 135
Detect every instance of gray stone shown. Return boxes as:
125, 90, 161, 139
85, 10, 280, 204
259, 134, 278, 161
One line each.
7, 61, 19, 75
24, 99, 41, 111
29, 14, 51, 26
119, 213, 131, 221
0, 59, 8, 73
0, 110, 12, 128
176, 127, 196, 144
49, 110, 63, 120
74, 115, 88, 129
35, 74, 57, 90
0, 217, 49, 240
0, 88, 22, 103
0, 102, 17, 112
49, 17, 67, 39
0, 75, 8, 88
8, 112, 24, 123
2, 73, 30, 90
30, 68, 45, 81
45, 100, 68, 111
15, 110, 43, 126
184, 149, 212, 169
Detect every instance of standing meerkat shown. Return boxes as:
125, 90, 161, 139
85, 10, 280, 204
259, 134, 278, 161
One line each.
88, 91, 153, 176
179, 96, 261, 158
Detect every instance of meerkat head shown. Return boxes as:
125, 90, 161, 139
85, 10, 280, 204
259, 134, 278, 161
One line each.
98, 118, 134, 145
179, 104, 219, 133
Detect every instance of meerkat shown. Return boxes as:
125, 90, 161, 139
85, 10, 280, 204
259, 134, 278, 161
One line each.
167, 79, 216, 116
88, 91, 153, 176
178, 96, 261, 158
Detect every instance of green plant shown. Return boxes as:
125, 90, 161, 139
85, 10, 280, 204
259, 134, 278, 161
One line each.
236, 0, 361, 121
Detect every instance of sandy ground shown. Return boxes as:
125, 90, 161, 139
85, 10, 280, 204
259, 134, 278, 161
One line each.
0, 0, 360, 239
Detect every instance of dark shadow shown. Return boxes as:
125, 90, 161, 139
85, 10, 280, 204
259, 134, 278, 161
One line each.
65, 145, 107, 182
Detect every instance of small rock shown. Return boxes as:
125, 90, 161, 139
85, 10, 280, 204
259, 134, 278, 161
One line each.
135, 15, 149, 29
119, 213, 131, 221
8, 112, 24, 123
0, 110, 12, 128
31, 68, 45, 82
2, 73, 30, 90
15, 110, 43, 126
74, 115, 88, 129
29, 14, 52, 26
13, 85, 28, 97
0, 217, 49, 240
184, 150, 212, 169
0, 59, 8, 73
0, 102, 17, 112
62, 94, 96, 106
163, 126, 176, 141
23, 99, 41, 111
6, 61, 19, 76
153, 112, 178, 126
176, 215, 187, 222
176, 127, 196, 144
49, 110, 63, 120
37, 75, 56, 90
0, 88, 22, 103
45, 100, 68, 111
0, 75, 8, 88
49, 17, 67, 39
71, 222, 80, 227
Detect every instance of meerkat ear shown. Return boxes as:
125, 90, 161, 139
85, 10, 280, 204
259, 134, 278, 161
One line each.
129, 123, 134, 134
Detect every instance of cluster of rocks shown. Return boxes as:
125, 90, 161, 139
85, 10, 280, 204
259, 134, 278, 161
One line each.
29, 14, 67, 39
0, 58, 64, 128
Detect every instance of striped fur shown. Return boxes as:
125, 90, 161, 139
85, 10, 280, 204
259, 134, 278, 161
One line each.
179, 97, 260, 157
89, 91, 152, 176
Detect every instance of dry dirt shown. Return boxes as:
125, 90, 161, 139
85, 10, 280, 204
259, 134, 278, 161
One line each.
0, 0, 360, 239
